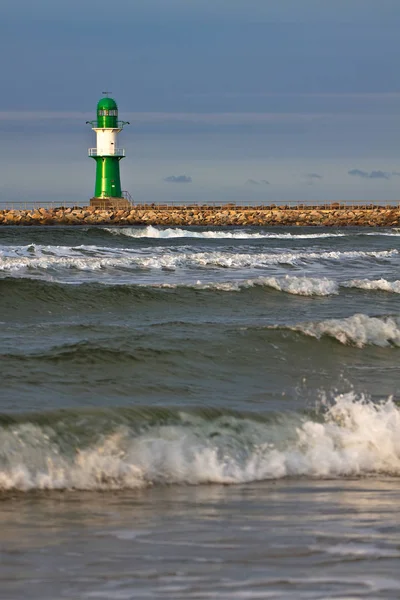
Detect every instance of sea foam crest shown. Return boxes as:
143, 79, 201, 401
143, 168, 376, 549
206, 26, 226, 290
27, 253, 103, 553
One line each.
1, 394, 400, 490
0, 247, 397, 274
343, 278, 400, 294
248, 276, 338, 296
289, 313, 400, 347
191, 276, 339, 296
187, 276, 400, 296
103, 225, 347, 240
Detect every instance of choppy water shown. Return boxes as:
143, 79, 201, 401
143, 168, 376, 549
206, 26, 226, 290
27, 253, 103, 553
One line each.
1, 225, 400, 599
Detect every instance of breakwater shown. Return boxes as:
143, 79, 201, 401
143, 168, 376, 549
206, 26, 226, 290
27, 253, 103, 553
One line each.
1, 204, 400, 226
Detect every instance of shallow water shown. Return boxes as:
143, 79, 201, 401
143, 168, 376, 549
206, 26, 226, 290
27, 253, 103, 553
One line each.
1, 225, 400, 598
2, 479, 400, 599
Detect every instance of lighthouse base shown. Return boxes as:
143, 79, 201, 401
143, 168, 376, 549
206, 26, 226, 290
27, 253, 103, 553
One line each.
90, 197, 132, 210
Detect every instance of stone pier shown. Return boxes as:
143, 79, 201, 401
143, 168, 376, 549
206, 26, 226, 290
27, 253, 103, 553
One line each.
0, 204, 399, 227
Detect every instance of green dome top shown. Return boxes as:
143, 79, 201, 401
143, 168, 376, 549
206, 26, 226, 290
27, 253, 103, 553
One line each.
97, 97, 118, 111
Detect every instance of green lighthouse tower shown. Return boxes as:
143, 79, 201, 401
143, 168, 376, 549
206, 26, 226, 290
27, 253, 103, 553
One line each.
86, 95, 131, 208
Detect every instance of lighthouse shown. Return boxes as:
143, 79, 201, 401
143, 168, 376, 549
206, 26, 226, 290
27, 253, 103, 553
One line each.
86, 94, 131, 208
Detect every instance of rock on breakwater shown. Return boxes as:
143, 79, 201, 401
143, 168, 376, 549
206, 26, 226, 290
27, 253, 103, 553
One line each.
1, 204, 400, 227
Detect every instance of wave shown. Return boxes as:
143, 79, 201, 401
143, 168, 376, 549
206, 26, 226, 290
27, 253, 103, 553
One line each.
343, 278, 400, 294
3, 275, 400, 317
0, 279, 196, 317
0, 275, 351, 306
213, 276, 400, 297
1, 395, 400, 491
364, 231, 400, 237
103, 226, 400, 240
183, 276, 339, 296
0, 245, 397, 276
103, 225, 348, 240
284, 313, 400, 347
1, 341, 185, 366
173, 276, 400, 297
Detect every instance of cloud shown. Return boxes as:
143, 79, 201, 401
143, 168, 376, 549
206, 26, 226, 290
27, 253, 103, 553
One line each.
369, 170, 390, 179
245, 179, 270, 185
348, 169, 390, 180
164, 175, 192, 183
304, 172, 323, 185
348, 169, 369, 178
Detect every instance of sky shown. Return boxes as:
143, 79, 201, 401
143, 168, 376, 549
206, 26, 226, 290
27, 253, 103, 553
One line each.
1, 0, 400, 204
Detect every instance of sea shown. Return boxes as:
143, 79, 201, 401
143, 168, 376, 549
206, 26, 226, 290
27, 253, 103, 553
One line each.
1, 224, 400, 599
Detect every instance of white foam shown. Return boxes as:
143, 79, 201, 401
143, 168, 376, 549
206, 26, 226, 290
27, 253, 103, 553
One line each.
182, 276, 339, 296
288, 313, 400, 347
0, 246, 396, 275
364, 231, 400, 237
318, 543, 400, 558
104, 226, 347, 240
0, 243, 115, 257
1, 395, 400, 491
343, 278, 400, 294
250, 276, 338, 296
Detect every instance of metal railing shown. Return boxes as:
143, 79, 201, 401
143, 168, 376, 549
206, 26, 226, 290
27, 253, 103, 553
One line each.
1, 199, 400, 212
121, 190, 134, 202
86, 120, 130, 130
88, 148, 125, 157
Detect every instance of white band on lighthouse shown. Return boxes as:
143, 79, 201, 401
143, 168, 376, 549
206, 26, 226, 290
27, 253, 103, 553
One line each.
94, 128, 122, 156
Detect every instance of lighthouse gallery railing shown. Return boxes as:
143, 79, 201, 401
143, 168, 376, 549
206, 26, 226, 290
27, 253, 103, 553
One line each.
88, 148, 125, 157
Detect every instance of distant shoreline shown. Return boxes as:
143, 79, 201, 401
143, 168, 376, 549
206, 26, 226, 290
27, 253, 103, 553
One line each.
1, 204, 399, 227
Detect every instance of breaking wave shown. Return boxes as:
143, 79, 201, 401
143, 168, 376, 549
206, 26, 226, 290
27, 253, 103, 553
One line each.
3, 275, 400, 316
191, 277, 400, 296
103, 225, 348, 240
285, 313, 400, 347
102, 226, 400, 240
1, 395, 400, 491
343, 278, 400, 294
183, 276, 339, 296
0, 245, 397, 277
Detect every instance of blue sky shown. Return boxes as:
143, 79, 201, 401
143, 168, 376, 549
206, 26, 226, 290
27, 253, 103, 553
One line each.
1, 0, 400, 204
